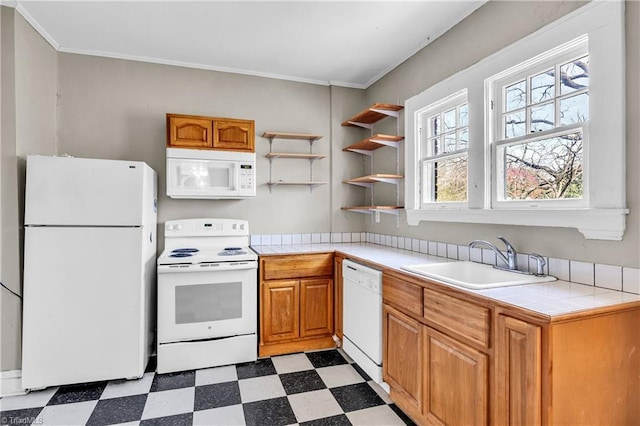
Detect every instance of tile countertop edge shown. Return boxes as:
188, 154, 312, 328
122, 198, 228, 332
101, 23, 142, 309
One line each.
251, 243, 640, 319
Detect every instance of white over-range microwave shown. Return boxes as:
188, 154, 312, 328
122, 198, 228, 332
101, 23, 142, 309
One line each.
166, 148, 256, 199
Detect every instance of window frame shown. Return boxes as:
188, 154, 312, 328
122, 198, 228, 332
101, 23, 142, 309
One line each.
404, 1, 627, 240
417, 90, 469, 208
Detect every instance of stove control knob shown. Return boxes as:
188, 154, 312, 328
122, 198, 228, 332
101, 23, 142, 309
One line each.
167, 224, 174, 231
240, 224, 246, 230
232, 224, 238, 230
175, 224, 182, 231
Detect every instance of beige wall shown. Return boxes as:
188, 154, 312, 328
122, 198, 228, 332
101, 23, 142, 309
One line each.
366, 1, 640, 268
1, 8, 57, 371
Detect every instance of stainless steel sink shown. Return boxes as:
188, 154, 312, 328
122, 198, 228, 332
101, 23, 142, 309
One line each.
401, 261, 556, 289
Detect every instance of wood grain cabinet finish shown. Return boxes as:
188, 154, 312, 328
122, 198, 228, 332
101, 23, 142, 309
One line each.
334, 255, 344, 340
259, 254, 335, 357
496, 315, 541, 426
213, 119, 255, 152
383, 269, 640, 426
383, 305, 422, 413
167, 113, 255, 152
423, 327, 488, 426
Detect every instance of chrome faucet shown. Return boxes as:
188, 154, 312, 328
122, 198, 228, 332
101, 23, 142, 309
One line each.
469, 236, 518, 271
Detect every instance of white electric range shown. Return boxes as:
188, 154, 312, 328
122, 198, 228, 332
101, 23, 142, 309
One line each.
156, 218, 258, 374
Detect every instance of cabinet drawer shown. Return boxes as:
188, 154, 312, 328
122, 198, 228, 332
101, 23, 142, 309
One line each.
262, 253, 334, 280
423, 288, 490, 348
383, 274, 422, 317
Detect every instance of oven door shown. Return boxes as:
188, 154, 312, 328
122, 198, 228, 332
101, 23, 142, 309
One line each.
157, 265, 257, 343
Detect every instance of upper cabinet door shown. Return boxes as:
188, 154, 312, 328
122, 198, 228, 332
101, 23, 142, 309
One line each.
168, 116, 213, 148
213, 119, 255, 152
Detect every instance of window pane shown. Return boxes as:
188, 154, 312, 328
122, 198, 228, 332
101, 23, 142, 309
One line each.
458, 129, 469, 149
433, 156, 467, 202
443, 109, 456, 131
431, 138, 441, 155
530, 70, 555, 104
430, 115, 440, 137
504, 111, 526, 139
505, 81, 526, 112
530, 102, 555, 132
459, 104, 469, 127
504, 131, 583, 200
560, 93, 589, 125
560, 55, 589, 95
444, 134, 457, 153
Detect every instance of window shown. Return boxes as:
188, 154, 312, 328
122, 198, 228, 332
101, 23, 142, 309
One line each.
404, 1, 626, 240
489, 38, 589, 208
418, 91, 468, 205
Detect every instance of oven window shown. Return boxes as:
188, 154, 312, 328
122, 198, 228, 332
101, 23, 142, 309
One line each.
175, 282, 242, 324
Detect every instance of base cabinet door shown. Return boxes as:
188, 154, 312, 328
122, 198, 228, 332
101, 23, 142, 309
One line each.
262, 280, 299, 343
383, 305, 422, 412
300, 278, 333, 338
423, 327, 489, 426
496, 315, 541, 426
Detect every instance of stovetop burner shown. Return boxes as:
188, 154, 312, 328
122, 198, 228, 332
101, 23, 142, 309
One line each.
172, 248, 200, 253
169, 252, 193, 258
223, 247, 242, 251
218, 250, 248, 256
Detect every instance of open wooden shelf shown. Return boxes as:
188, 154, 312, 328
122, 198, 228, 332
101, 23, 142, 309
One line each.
341, 205, 403, 216
262, 131, 323, 141
343, 134, 404, 155
342, 103, 404, 128
344, 174, 403, 188
266, 152, 326, 160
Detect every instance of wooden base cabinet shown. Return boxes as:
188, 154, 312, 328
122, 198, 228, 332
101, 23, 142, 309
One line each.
334, 255, 344, 340
382, 270, 640, 426
259, 254, 335, 357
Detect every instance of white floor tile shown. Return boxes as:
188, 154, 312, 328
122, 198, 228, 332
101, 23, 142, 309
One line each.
238, 375, 285, 403
101, 372, 154, 399
0, 387, 58, 410
287, 389, 343, 423
316, 365, 365, 388
195, 365, 238, 386
271, 353, 314, 374
346, 405, 405, 426
193, 404, 245, 426
38, 400, 98, 426
141, 387, 194, 420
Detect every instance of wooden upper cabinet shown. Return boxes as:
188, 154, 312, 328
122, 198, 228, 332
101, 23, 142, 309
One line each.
167, 113, 255, 152
167, 116, 213, 148
213, 119, 255, 152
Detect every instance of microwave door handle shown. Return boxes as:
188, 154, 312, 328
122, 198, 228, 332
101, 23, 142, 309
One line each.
229, 163, 236, 190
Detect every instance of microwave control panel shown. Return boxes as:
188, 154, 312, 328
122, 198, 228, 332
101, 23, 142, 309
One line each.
239, 164, 254, 190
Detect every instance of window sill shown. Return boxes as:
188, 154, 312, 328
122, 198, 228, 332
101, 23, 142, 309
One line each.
405, 208, 629, 241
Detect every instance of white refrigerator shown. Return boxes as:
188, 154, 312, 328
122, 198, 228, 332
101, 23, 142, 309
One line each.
22, 155, 158, 390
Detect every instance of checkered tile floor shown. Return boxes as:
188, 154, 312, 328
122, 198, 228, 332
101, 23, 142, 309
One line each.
1, 349, 415, 425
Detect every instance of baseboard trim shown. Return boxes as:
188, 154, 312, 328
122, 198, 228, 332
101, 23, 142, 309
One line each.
1, 369, 26, 397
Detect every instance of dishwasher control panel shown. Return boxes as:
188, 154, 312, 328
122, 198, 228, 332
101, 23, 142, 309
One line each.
343, 259, 382, 294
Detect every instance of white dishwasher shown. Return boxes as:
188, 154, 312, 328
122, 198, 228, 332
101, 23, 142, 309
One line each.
342, 259, 386, 387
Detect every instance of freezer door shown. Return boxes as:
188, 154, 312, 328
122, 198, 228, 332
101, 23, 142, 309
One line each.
24, 155, 154, 226
22, 227, 151, 389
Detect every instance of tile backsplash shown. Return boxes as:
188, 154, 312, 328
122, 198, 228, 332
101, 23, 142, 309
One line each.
250, 231, 640, 295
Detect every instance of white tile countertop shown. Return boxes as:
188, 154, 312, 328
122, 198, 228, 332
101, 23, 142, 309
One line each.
252, 242, 640, 318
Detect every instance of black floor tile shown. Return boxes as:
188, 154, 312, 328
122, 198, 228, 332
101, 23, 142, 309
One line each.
0, 407, 43, 426
306, 350, 348, 368
139, 412, 193, 426
300, 414, 352, 426
48, 381, 107, 405
351, 363, 371, 381
242, 396, 297, 426
389, 403, 417, 426
86, 394, 147, 425
330, 382, 385, 412
280, 370, 327, 395
149, 370, 195, 392
194, 381, 241, 411
235, 358, 277, 379
145, 356, 157, 373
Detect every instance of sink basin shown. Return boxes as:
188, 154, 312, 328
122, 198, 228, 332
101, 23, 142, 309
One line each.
401, 261, 556, 289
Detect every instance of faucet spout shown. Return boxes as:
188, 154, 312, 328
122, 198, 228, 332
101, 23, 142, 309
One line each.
469, 236, 518, 271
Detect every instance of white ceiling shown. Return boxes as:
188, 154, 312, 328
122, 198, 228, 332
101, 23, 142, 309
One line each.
12, 1, 486, 88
